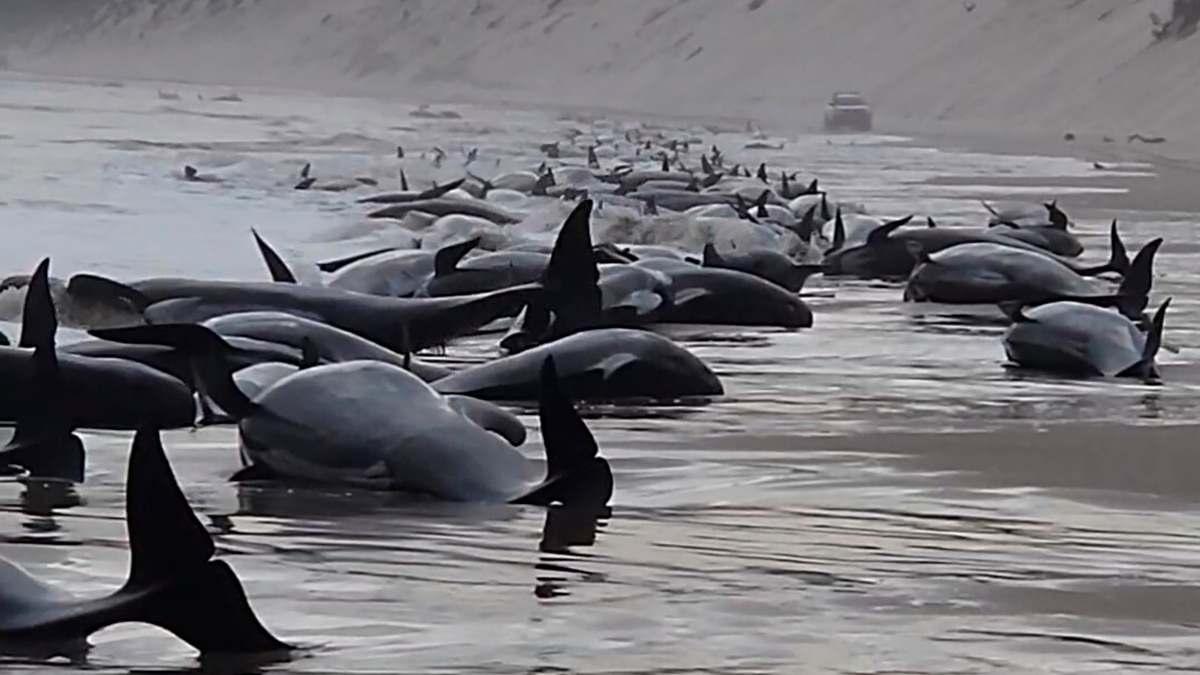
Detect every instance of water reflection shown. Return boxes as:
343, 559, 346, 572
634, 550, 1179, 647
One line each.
535, 506, 609, 600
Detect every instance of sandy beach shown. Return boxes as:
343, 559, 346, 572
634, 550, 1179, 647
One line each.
0, 2, 1199, 673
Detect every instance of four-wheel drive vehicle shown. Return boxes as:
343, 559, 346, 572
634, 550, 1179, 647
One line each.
823, 91, 873, 132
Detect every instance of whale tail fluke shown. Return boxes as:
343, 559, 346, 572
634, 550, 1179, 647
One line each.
1120, 298, 1171, 382
88, 324, 256, 420
1074, 220, 1131, 278
120, 425, 290, 655
511, 356, 613, 509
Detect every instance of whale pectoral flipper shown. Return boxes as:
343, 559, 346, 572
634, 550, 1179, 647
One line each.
511, 356, 613, 508
119, 426, 290, 655
595, 353, 638, 381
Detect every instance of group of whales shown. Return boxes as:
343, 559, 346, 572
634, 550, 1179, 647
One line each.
0, 132, 1174, 657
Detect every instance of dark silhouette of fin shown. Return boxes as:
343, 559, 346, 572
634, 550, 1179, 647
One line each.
805, 178, 820, 195
1115, 237, 1164, 305
511, 356, 613, 508
794, 205, 818, 242
866, 215, 914, 247
433, 237, 481, 277
67, 273, 151, 314
293, 177, 315, 190
1, 258, 84, 483
756, 162, 768, 183
926, 216, 938, 228
830, 207, 846, 251
418, 177, 465, 200
754, 191, 770, 218
299, 163, 311, 180
660, 155, 669, 172
19, 258, 56, 349
820, 193, 830, 221
532, 170, 555, 196
587, 146, 600, 170
540, 200, 601, 340
250, 229, 297, 284
1045, 200, 1069, 229
701, 243, 726, 268
1075, 220, 1130, 278
700, 154, 713, 174
399, 169, 409, 191
88, 325, 255, 420
1119, 298, 1171, 381
121, 425, 291, 655
980, 200, 1001, 217
791, 264, 824, 293
315, 247, 397, 273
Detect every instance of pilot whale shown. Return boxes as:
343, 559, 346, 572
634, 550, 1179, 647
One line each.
434, 328, 723, 402
1002, 298, 1171, 380
88, 324, 614, 507
0, 259, 195, 431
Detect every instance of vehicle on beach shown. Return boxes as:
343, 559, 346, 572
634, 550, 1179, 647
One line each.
823, 91, 873, 132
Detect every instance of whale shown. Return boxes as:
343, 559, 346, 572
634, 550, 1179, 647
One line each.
634, 258, 814, 328
64, 272, 539, 354
1002, 298, 1171, 380
88, 324, 614, 506
823, 216, 1124, 280
0, 424, 289, 659
701, 243, 821, 292
904, 237, 1161, 309
982, 199, 1084, 257
435, 328, 722, 402
0, 259, 195, 431
415, 241, 551, 298
357, 178, 467, 204
367, 197, 521, 225
201, 311, 451, 383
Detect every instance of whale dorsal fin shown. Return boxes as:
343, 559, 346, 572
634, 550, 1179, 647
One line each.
251, 229, 298, 284
830, 207, 846, 251
399, 169, 409, 191
1, 257, 84, 483
434, 237, 481, 277
702, 242, 726, 268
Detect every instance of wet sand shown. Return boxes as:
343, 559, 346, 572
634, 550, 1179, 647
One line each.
0, 75, 1196, 673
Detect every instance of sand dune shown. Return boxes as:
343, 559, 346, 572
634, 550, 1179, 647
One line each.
1, 0, 1196, 141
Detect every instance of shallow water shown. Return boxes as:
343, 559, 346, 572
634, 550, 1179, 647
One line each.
1, 75, 1198, 674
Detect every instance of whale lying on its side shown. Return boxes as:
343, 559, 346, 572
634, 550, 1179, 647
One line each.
89, 324, 614, 507
1002, 299, 1171, 380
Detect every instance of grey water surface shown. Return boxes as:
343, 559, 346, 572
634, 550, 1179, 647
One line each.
0, 75, 1198, 674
